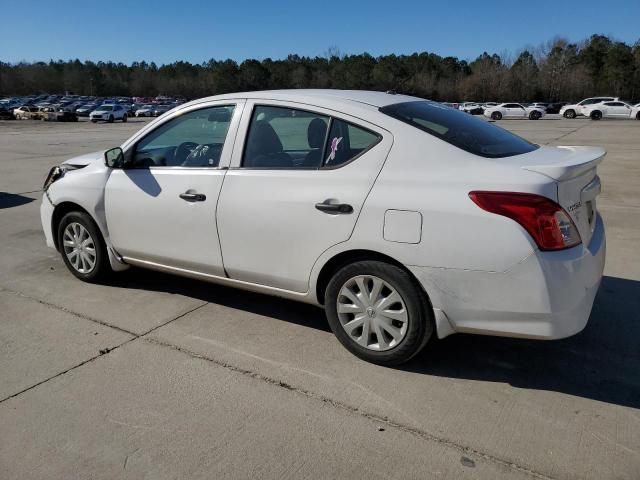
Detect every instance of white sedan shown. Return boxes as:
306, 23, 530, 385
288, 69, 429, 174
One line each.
90, 104, 128, 123
40, 90, 605, 365
135, 105, 156, 117
582, 100, 640, 120
483, 103, 545, 120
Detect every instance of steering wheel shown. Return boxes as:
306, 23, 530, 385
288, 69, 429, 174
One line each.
174, 141, 199, 164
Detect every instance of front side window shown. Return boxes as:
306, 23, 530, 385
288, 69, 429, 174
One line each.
131, 105, 234, 168
380, 101, 538, 158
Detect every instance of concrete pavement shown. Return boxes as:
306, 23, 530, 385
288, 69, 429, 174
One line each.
1, 116, 639, 479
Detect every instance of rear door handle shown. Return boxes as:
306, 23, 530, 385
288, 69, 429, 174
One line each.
179, 192, 206, 202
315, 201, 353, 214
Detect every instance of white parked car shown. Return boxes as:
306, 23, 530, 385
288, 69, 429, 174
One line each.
582, 100, 640, 120
40, 90, 605, 365
560, 97, 616, 118
483, 103, 545, 120
90, 104, 128, 123
135, 105, 156, 117
458, 102, 484, 114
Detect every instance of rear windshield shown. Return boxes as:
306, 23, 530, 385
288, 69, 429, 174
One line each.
379, 101, 538, 158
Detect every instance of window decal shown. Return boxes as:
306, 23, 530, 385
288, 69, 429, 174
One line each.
326, 136, 343, 162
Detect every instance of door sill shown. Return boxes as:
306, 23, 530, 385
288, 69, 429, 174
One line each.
122, 256, 314, 303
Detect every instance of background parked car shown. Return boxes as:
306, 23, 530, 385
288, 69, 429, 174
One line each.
483, 103, 545, 120
90, 104, 128, 123
152, 104, 172, 117
560, 97, 616, 118
583, 100, 640, 120
76, 104, 99, 117
545, 102, 568, 114
135, 104, 156, 117
0, 106, 15, 119
14, 106, 41, 120
458, 102, 484, 114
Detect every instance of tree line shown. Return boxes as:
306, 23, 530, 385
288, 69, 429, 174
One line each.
1, 35, 639, 102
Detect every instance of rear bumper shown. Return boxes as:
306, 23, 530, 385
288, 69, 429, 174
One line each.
410, 214, 606, 339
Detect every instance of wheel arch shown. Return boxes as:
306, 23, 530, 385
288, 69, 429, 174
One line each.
51, 201, 92, 251
314, 249, 430, 308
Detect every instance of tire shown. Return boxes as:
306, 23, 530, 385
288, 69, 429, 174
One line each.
564, 109, 576, 119
325, 260, 434, 366
590, 110, 602, 120
91, 119, 97, 123
108, 115, 114, 123
635, 112, 640, 120
122, 114, 127, 122
491, 111, 502, 120
57, 211, 111, 283
529, 111, 541, 120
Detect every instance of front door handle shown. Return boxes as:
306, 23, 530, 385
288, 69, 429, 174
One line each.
315, 201, 353, 214
179, 192, 206, 202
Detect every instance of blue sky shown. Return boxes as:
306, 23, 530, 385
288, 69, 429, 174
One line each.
2, 0, 638, 64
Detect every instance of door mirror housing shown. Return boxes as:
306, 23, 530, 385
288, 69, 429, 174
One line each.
104, 147, 124, 168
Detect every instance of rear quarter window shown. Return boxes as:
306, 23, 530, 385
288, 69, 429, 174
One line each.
379, 101, 538, 158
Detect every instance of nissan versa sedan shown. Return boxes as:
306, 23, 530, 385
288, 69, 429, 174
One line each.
41, 90, 606, 365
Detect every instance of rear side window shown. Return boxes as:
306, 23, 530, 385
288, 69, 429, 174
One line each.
324, 119, 381, 167
379, 101, 538, 158
242, 105, 381, 169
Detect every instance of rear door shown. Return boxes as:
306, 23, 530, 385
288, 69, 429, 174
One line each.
216, 100, 392, 292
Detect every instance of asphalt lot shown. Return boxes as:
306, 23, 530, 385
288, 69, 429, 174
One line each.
0, 115, 639, 479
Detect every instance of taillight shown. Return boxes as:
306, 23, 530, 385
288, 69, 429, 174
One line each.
469, 191, 581, 251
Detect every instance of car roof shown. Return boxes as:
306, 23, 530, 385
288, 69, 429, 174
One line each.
185, 89, 423, 110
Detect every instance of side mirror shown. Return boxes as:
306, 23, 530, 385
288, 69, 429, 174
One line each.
104, 147, 124, 168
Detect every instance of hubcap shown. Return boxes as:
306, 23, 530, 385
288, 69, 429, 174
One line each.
336, 275, 409, 351
62, 222, 96, 274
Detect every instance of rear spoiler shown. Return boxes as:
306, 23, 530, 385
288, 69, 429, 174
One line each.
521, 146, 605, 181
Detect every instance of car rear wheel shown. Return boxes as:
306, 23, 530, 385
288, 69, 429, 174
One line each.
57, 211, 111, 282
636, 112, 640, 120
122, 114, 127, 123
325, 260, 433, 366
590, 111, 602, 120
564, 109, 576, 119
491, 111, 502, 120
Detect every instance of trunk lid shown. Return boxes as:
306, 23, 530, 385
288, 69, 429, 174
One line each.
516, 146, 604, 245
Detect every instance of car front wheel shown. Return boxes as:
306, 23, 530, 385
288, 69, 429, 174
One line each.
491, 111, 502, 120
564, 109, 576, 118
122, 114, 127, 122
529, 111, 541, 120
57, 211, 111, 282
325, 260, 433, 366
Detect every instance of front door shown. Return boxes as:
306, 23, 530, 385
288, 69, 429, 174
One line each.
217, 101, 392, 292
105, 102, 244, 276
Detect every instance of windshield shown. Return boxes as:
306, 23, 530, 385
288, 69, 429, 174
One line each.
99, 105, 113, 111
379, 101, 538, 158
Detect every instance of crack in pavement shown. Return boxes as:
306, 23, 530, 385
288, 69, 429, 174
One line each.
543, 122, 591, 145
0, 285, 208, 403
143, 336, 556, 480
0, 286, 554, 478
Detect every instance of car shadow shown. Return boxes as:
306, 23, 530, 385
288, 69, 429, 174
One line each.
0, 192, 35, 209
107, 270, 639, 408
106, 267, 331, 333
